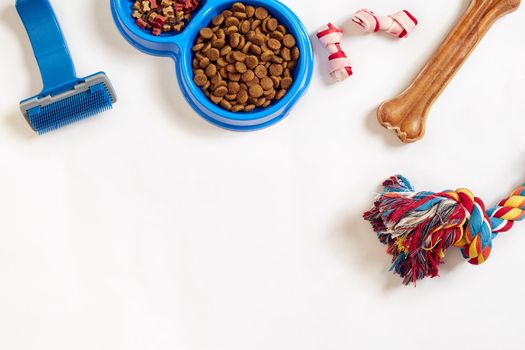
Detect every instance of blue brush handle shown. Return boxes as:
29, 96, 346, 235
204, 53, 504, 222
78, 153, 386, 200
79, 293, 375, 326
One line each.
16, 0, 78, 95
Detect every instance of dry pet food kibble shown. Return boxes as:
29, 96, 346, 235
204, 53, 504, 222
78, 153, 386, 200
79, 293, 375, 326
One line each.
192, 2, 300, 112
131, 0, 200, 36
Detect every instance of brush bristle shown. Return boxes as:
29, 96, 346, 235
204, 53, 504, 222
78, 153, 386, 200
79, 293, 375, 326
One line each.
26, 83, 113, 134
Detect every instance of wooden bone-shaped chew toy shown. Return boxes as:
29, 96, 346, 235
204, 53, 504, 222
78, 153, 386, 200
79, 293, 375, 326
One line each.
377, 0, 521, 143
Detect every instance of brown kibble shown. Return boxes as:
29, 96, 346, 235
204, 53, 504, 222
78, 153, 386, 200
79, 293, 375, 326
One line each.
256, 97, 267, 107
292, 47, 300, 60
270, 31, 284, 41
283, 34, 296, 48
267, 38, 281, 51
269, 63, 283, 76
220, 99, 232, 110
215, 80, 227, 89
231, 105, 245, 113
228, 82, 241, 94
255, 65, 267, 78
240, 20, 251, 33
271, 76, 280, 88
220, 46, 232, 56
226, 64, 237, 73
281, 48, 291, 61
211, 74, 222, 85
244, 104, 256, 112
251, 34, 265, 46
246, 76, 260, 87
201, 42, 212, 53
245, 55, 259, 69
226, 52, 236, 63
232, 2, 246, 12
235, 61, 247, 73
225, 25, 239, 35
238, 36, 246, 50
281, 77, 293, 89
210, 94, 223, 104
200, 27, 214, 39
194, 73, 208, 87
199, 57, 211, 69
250, 44, 262, 55
217, 57, 228, 67
230, 33, 241, 48
271, 55, 283, 64
241, 70, 255, 82
260, 77, 273, 91
214, 86, 228, 97
225, 16, 240, 27
245, 6, 255, 18
212, 14, 225, 26
237, 89, 249, 104
234, 12, 247, 20
212, 38, 226, 49
242, 41, 252, 54
232, 51, 246, 62
251, 19, 261, 31
267, 18, 278, 32
216, 29, 226, 39
261, 50, 273, 62
207, 48, 220, 61
205, 64, 217, 77
249, 84, 264, 98
228, 72, 241, 82
254, 7, 268, 20
192, 43, 205, 52
263, 88, 274, 97
275, 89, 287, 100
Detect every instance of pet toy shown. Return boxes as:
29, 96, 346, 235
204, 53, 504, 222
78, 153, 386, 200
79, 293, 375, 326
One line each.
352, 9, 418, 38
316, 23, 353, 82
16, 0, 117, 134
377, 0, 520, 143
363, 175, 525, 284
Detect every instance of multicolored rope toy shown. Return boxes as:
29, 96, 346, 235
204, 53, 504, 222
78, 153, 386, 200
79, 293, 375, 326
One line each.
363, 175, 525, 285
352, 9, 418, 38
316, 23, 353, 82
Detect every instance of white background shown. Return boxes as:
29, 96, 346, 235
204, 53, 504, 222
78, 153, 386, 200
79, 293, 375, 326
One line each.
2, 0, 525, 349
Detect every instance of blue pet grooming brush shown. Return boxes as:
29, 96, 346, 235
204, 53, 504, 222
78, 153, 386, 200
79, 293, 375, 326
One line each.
16, 0, 117, 134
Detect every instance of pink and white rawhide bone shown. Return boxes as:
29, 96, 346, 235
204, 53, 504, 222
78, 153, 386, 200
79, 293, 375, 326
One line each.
316, 23, 353, 82
352, 9, 418, 38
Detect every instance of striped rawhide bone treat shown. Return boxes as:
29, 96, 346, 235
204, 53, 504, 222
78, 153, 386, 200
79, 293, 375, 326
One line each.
316, 23, 353, 82
352, 9, 418, 38
377, 0, 520, 143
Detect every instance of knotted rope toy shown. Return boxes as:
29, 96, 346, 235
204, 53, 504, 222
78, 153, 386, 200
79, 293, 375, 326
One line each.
363, 175, 525, 285
352, 9, 418, 38
316, 23, 353, 82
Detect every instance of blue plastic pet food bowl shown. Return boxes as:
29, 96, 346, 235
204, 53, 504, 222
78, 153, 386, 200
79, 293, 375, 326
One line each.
111, 0, 314, 131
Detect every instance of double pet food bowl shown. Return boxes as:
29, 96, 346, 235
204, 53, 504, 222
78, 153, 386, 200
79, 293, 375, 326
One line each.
111, 0, 314, 131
